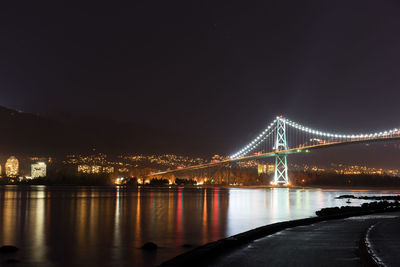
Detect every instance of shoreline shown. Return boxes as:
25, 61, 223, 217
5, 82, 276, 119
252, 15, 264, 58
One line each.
161, 208, 400, 266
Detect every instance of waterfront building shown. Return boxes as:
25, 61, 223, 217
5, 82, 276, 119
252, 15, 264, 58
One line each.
31, 162, 47, 178
5, 156, 19, 177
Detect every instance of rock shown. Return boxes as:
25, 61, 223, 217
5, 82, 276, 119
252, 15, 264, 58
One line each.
141, 242, 158, 250
0, 246, 18, 253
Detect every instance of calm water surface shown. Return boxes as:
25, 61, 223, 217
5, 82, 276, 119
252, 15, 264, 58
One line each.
0, 185, 399, 266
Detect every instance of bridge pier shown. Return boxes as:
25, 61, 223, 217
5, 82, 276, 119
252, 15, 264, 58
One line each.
273, 116, 290, 185
273, 153, 289, 184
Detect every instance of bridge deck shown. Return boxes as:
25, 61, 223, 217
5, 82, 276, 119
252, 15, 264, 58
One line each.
149, 135, 400, 177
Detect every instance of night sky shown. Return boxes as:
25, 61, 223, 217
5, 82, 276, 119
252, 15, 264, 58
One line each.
1, 1, 400, 153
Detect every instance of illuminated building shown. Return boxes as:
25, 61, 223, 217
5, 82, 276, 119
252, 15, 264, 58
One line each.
103, 166, 114, 173
91, 165, 102, 174
78, 165, 91, 173
78, 165, 115, 174
31, 162, 47, 178
118, 168, 129, 173
114, 177, 126, 185
5, 156, 19, 177
257, 164, 275, 175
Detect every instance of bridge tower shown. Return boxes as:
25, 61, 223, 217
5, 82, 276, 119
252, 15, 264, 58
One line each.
273, 116, 289, 185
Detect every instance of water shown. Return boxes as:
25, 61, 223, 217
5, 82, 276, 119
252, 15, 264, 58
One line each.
0, 185, 398, 266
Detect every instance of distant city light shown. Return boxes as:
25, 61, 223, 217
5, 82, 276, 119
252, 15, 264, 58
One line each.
114, 177, 125, 185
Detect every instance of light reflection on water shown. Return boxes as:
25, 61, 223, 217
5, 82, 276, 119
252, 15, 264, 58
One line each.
0, 185, 398, 266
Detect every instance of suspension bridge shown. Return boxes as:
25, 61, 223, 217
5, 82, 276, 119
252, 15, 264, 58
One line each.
149, 116, 400, 185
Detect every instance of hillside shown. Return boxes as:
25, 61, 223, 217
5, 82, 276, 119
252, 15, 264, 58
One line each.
0, 106, 224, 157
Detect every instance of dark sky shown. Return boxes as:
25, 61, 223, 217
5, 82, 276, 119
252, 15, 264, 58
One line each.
1, 0, 400, 152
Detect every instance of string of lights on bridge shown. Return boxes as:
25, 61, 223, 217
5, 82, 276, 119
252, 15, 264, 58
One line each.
230, 119, 277, 159
230, 116, 400, 159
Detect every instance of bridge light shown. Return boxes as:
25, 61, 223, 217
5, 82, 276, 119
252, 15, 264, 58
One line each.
231, 117, 400, 163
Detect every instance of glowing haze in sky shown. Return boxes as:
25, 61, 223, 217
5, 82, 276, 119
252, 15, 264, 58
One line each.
1, 0, 400, 150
